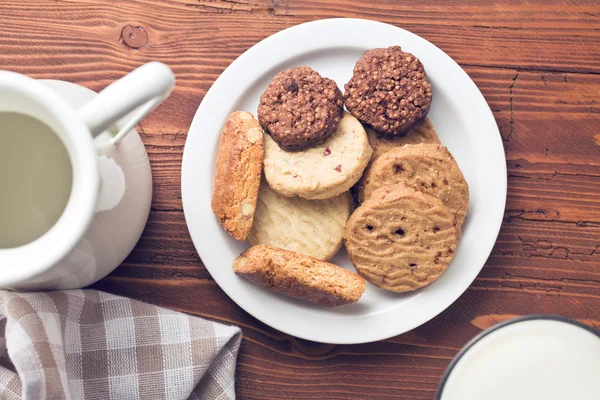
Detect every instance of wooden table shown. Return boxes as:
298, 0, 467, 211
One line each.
2, 1, 599, 398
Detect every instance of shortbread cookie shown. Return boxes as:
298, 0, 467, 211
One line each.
264, 112, 372, 200
344, 46, 432, 136
258, 67, 343, 150
211, 111, 264, 240
233, 244, 366, 307
359, 143, 469, 226
249, 179, 352, 260
345, 184, 459, 293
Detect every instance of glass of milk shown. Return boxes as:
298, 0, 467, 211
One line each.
437, 316, 600, 400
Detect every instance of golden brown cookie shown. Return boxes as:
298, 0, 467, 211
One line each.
366, 117, 440, 160
345, 184, 459, 293
211, 111, 264, 240
233, 244, 366, 307
359, 143, 469, 227
248, 178, 352, 260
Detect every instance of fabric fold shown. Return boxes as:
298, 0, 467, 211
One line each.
0, 290, 241, 400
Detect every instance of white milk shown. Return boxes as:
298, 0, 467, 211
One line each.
440, 319, 600, 400
0, 112, 72, 248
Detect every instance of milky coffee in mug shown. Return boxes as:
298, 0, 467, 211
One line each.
0, 62, 175, 290
0, 112, 73, 248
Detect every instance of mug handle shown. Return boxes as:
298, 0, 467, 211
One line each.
77, 62, 175, 145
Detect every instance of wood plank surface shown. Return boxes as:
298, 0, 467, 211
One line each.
1, 1, 599, 398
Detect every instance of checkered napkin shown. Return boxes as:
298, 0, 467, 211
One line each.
0, 290, 242, 400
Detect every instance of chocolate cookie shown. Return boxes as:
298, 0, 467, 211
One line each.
345, 184, 459, 293
258, 67, 343, 150
344, 46, 432, 136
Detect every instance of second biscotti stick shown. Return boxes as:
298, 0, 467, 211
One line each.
211, 111, 264, 240
232, 245, 366, 307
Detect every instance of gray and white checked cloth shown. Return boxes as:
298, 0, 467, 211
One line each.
0, 290, 242, 400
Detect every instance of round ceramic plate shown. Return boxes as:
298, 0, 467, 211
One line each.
181, 18, 506, 344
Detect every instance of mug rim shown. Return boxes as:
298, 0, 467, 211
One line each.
435, 314, 600, 399
0, 71, 100, 288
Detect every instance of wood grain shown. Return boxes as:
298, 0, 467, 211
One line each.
1, 0, 599, 398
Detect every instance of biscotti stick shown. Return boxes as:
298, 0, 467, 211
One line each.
232, 245, 366, 307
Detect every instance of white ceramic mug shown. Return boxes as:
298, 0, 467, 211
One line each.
0, 62, 175, 290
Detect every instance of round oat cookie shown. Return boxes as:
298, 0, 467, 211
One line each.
258, 67, 343, 150
359, 143, 469, 227
344, 46, 432, 136
211, 111, 264, 240
354, 117, 439, 199
263, 112, 373, 200
345, 183, 459, 293
248, 179, 352, 261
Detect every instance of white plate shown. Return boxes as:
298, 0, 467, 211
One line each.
181, 18, 506, 344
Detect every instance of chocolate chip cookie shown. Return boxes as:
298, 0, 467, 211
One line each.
258, 67, 343, 150
345, 184, 459, 293
344, 46, 432, 136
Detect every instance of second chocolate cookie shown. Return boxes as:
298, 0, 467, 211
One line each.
344, 46, 432, 136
